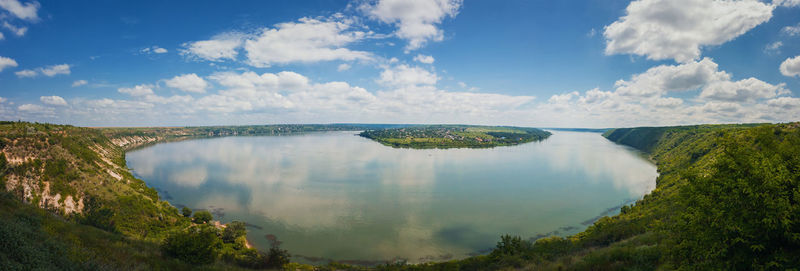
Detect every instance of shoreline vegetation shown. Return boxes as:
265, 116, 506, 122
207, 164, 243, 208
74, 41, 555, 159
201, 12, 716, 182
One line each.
358, 125, 552, 149
1, 121, 798, 270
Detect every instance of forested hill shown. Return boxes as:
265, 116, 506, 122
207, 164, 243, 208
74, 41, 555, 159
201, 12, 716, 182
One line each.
595, 123, 800, 269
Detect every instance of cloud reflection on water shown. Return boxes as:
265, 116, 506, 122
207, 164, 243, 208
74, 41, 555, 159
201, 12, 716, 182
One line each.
126, 131, 657, 262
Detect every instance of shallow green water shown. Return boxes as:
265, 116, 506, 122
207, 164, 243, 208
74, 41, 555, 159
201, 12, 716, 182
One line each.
126, 130, 657, 264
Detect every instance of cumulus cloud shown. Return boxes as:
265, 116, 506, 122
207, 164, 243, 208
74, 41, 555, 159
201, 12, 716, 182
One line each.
181, 32, 246, 62
337, 63, 352, 71
783, 23, 800, 36
14, 69, 35, 77
16, 64, 71, 77
40, 95, 67, 106
40, 64, 70, 76
767, 97, 800, 109
118, 85, 155, 96
773, 0, 800, 7
604, 0, 773, 63
361, 0, 462, 51
780, 55, 800, 77
183, 16, 372, 67
764, 41, 782, 54
615, 58, 729, 97
165, 73, 208, 93
141, 46, 168, 54
244, 16, 372, 67
0, 0, 39, 21
413, 54, 434, 64
0, 56, 17, 72
2, 21, 26, 36
18, 104, 50, 114
699, 78, 786, 102
377, 64, 438, 87
72, 80, 88, 87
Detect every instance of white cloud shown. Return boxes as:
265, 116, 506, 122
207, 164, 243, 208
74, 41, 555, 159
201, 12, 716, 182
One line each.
71, 80, 88, 87
39, 64, 70, 76
15, 64, 71, 77
361, 0, 462, 51
14, 69, 35, 77
141, 46, 168, 54
783, 23, 800, 36
699, 78, 786, 102
181, 32, 246, 61
780, 55, 800, 77
0, 0, 39, 21
244, 16, 372, 67
377, 64, 438, 87
615, 58, 729, 97
2, 21, 26, 36
337, 63, 351, 71
118, 85, 155, 96
40, 96, 67, 106
413, 54, 435, 64
773, 0, 800, 7
18, 103, 48, 112
764, 41, 782, 54
0, 56, 17, 72
0, 32, 4, 40
604, 0, 773, 62
165, 73, 208, 93
767, 97, 800, 109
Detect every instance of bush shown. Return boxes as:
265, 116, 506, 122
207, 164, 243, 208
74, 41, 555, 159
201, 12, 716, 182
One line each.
267, 246, 291, 269
161, 226, 221, 265
222, 221, 246, 244
181, 207, 192, 218
193, 210, 212, 224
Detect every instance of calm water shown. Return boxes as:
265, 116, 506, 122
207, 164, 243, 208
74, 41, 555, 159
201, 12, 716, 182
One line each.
126, 131, 657, 264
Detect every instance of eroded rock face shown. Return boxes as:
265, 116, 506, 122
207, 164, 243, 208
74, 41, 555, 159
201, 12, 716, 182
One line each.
110, 136, 161, 149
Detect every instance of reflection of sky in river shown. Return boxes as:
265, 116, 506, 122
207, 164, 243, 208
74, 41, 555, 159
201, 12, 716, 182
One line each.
126, 131, 657, 263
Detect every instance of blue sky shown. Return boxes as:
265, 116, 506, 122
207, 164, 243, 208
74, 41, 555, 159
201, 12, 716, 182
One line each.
0, 0, 799, 127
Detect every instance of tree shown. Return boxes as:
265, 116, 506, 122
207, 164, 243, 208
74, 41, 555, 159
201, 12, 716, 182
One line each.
161, 225, 222, 265
193, 210, 213, 224
222, 221, 247, 244
181, 207, 192, 218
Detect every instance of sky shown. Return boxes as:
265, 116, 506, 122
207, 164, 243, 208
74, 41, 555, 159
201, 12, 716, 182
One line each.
0, 0, 799, 128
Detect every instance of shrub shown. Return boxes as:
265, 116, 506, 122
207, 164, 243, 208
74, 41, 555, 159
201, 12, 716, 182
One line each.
222, 221, 246, 244
181, 207, 192, 218
193, 210, 213, 224
161, 226, 221, 265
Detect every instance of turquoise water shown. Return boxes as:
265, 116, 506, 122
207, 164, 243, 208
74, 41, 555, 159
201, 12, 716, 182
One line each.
126, 131, 657, 264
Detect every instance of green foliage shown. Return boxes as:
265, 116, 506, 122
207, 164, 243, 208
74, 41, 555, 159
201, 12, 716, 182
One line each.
668, 126, 800, 269
193, 210, 213, 224
0, 204, 84, 270
359, 125, 551, 149
222, 221, 247, 244
161, 225, 222, 265
182, 206, 192, 217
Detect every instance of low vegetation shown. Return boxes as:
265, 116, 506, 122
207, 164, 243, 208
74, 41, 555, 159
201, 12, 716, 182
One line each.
359, 125, 551, 149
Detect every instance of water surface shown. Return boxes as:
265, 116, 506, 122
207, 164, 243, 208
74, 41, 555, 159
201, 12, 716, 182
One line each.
126, 131, 657, 263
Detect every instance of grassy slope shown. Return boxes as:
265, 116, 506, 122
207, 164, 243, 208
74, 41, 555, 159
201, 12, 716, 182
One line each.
359, 125, 552, 149
0, 122, 262, 270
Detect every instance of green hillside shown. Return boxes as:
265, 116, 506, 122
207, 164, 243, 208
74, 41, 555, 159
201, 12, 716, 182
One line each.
0, 122, 288, 270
